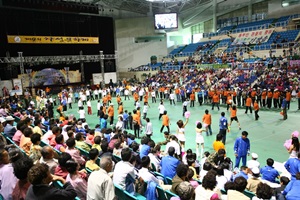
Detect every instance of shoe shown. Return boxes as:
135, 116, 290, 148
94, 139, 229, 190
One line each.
239, 127, 241, 130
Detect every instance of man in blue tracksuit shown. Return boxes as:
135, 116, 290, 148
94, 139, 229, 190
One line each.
284, 152, 300, 180
283, 172, 300, 200
234, 131, 250, 168
219, 112, 228, 144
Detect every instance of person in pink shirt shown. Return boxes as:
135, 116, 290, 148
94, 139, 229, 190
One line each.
65, 138, 86, 166
54, 152, 72, 180
12, 122, 27, 146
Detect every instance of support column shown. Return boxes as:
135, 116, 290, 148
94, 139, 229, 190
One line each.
114, 50, 118, 82
212, 0, 217, 32
18, 52, 24, 74
248, 0, 253, 22
80, 51, 85, 83
99, 51, 105, 88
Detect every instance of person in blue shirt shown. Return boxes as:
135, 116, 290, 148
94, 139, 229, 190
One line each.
160, 146, 180, 179
284, 152, 300, 180
100, 114, 108, 129
234, 131, 250, 168
219, 112, 228, 144
281, 97, 287, 120
198, 90, 203, 106
233, 165, 249, 181
282, 172, 300, 200
139, 136, 151, 159
123, 110, 129, 130
260, 158, 280, 183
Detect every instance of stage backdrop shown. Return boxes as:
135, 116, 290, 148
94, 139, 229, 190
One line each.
92, 72, 117, 85
18, 68, 81, 87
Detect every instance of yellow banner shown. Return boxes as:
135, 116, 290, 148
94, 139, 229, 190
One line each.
7, 35, 99, 44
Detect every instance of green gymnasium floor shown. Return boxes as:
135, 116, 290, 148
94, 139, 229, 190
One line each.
60, 96, 299, 164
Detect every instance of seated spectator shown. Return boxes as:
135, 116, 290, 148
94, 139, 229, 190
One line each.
11, 156, 33, 200
195, 171, 222, 199
49, 126, 61, 147
187, 168, 199, 189
148, 145, 161, 172
19, 127, 33, 155
85, 129, 95, 145
75, 132, 91, 152
227, 176, 250, 200
139, 156, 161, 185
87, 157, 116, 200
0, 148, 18, 200
113, 148, 141, 194
261, 158, 279, 183
99, 141, 118, 164
206, 148, 226, 168
54, 134, 66, 152
233, 166, 249, 180
65, 138, 86, 166
165, 135, 181, 158
4, 116, 16, 139
54, 152, 72, 180
199, 162, 212, 182
160, 146, 180, 179
187, 158, 198, 179
221, 162, 233, 182
139, 136, 151, 159
282, 172, 300, 200
171, 163, 189, 194
33, 119, 43, 135
170, 181, 195, 200
12, 121, 26, 146
29, 133, 42, 163
246, 167, 261, 194
216, 166, 228, 189
246, 153, 260, 170
113, 141, 122, 156
85, 148, 100, 171
65, 159, 88, 200
252, 182, 274, 200
274, 176, 290, 200
39, 146, 58, 174
26, 163, 77, 199
91, 136, 101, 151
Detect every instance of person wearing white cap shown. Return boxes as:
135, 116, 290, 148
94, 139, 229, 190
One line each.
4, 116, 16, 139
246, 167, 261, 194
247, 153, 260, 170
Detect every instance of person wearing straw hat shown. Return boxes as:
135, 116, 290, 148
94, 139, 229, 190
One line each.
4, 116, 16, 139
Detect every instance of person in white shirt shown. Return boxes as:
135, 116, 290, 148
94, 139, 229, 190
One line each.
85, 89, 90, 99
81, 94, 87, 105
87, 157, 116, 200
148, 146, 161, 172
67, 96, 72, 109
138, 89, 144, 101
135, 101, 140, 109
139, 156, 160, 184
151, 91, 156, 103
124, 89, 130, 100
169, 92, 175, 105
78, 107, 86, 121
165, 135, 181, 158
113, 148, 140, 194
94, 89, 99, 100
145, 118, 153, 137
247, 153, 260, 170
143, 102, 149, 119
158, 102, 165, 120
78, 98, 83, 109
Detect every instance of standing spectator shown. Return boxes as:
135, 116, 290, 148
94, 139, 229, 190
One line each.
284, 152, 300, 180
87, 157, 116, 200
281, 97, 287, 120
234, 131, 250, 168
26, 163, 77, 199
260, 158, 280, 183
282, 172, 300, 199
219, 112, 228, 144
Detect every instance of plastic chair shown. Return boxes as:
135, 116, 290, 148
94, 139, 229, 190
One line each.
113, 154, 122, 163
165, 190, 178, 200
243, 189, 255, 199
165, 177, 173, 185
2, 133, 26, 155
156, 185, 167, 200
114, 184, 125, 200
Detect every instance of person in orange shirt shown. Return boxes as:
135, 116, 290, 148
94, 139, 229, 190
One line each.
106, 93, 112, 104
102, 103, 107, 114
253, 100, 260, 120
144, 94, 148, 104
202, 109, 212, 136
107, 103, 114, 125
190, 92, 195, 107
102, 95, 108, 105
132, 109, 141, 138
251, 88, 257, 104
245, 95, 253, 114
133, 92, 139, 104
262, 89, 267, 108
273, 89, 280, 109
118, 102, 123, 115
212, 93, 220, 110
160, 110, 170, 133
285, 89, 291, 110
232, 89, 237, 105
116, 95, 121, 106
226, 94, 232, 111
229, 105, 241, 130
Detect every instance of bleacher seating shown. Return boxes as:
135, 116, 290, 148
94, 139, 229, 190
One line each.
233, 19, 274, 33
52, 181, 81, 200
1, 132, 26, 155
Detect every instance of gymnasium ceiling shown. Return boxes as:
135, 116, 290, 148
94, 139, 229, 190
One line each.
63, 0, 268, 27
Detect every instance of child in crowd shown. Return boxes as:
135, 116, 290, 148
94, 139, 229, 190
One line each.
187, 168, 199, 189
65, 138, 86, 167
92, 136, 102, 151
85, 129, 95, 145
54, 134, 66, 152
187, 158, 198, 180
85, 148, 100, 171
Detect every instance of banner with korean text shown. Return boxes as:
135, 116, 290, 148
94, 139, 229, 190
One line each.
7, 35, 99, 44
232, 29, 274, 45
